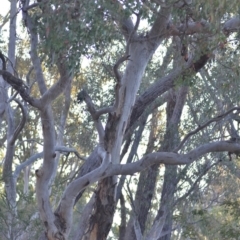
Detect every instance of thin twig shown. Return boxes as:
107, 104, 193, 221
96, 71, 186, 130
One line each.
174, 106, 240, 152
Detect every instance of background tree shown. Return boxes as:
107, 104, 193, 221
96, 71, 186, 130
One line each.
0, 0, 240, 239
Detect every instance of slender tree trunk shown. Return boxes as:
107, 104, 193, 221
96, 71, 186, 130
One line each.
124, 110, 160, 240
157, 165, 177, 240
150, 87, 188, 239
79, 42, 155, 239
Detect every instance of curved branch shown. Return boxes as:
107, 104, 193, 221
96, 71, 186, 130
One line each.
110, 141, 240, 175
55, 146, 86, 160
56, 148, 110, 223
55, 140, 240, 233
9, 98, 27, 145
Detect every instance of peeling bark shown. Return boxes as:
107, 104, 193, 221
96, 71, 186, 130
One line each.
83, 177, 116, 240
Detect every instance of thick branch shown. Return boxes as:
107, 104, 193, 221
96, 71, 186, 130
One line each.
55, 140, 240, 234
108, 142, 240, 176
14, 152, 43, 180
128, 61, 191, 128
55, 148, 110, 230
168, 20, 210, 36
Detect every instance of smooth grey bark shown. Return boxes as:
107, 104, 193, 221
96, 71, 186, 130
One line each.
128, 54, 209, 130
49, 76, 73, 198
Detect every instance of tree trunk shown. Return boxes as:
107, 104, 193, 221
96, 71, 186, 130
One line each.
157, 166, 177, 240
82, 177, 116, 240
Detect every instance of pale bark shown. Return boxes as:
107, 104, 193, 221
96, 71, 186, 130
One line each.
119, 193, 127, 240
1, 1, 240, 239
1, 0, 20, 238
75, 6, 172, 238
223, 16, 240, 34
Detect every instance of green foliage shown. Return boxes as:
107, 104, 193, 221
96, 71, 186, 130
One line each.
1, 0, 240, 239
28, 0, 126, 71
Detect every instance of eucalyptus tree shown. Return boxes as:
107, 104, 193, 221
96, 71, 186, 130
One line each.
0, 0, 240, 240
